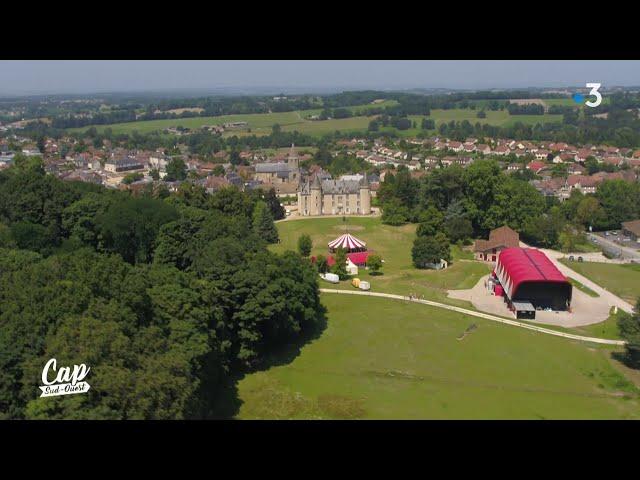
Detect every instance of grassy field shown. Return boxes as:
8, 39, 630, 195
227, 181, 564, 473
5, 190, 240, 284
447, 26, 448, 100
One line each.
568, 277, 599, 297
68, 105, 564, 139
559, 260, 640, 305
236, 294, 640, 419
272, 217, 490, 305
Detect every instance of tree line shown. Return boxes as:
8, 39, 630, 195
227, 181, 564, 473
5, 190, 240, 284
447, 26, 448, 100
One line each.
0, 158, 321, 419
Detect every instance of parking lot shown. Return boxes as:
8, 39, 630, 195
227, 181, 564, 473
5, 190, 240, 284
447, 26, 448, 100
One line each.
595, 230, 640, 249
589, 231, 640, 262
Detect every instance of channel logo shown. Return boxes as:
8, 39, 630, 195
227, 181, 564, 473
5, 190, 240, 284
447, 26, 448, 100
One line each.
573, 83, 602, 107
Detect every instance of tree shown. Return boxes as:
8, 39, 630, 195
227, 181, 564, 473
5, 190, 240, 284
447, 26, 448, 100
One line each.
252, 201, 278, 244
412, 233, 450, 268
122, 172, 143, 184
618, 301, 640, 368
297, 234, 312, 256
416, 206, 445, 237
262, 188, 285, 220
165, 158, 187, 181
315, 254, 329, 274
596, 180, 640, 230
575, 196, 605, 229
381, 198, 410, 226
331, 247, 348, 279
367, 254, 383, 275
446, 216, 474, 243
96, 197, 179, 264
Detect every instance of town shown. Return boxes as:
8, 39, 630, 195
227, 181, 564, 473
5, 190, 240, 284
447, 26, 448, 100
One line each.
1, 129, 639, 213
2, 71, 640, 421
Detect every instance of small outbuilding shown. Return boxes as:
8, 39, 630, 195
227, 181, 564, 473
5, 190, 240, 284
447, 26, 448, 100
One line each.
474, 225, 520, 262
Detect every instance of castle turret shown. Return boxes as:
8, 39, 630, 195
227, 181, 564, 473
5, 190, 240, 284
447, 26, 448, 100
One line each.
310, 174, 322, 215
359, 172, 371, 215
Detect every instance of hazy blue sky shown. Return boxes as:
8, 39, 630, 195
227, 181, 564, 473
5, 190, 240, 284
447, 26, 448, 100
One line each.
1, 60, 639, 95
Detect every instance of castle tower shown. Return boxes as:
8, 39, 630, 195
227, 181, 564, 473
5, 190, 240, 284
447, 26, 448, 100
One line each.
310, 174, 322, 216
359, 172, 371, 215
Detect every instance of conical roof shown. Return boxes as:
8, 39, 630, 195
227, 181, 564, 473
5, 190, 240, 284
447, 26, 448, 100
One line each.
328, 233, 367, 251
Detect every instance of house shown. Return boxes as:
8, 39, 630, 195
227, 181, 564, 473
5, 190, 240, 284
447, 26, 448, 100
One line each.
603, 156, 624, 167
448, 141, 463, 152
567, 163, 586, 175
566, 174, 600, 194
534, 149, 551, 160
526, 161, 546, 173
463, 143, 476, 153
622, 220, 640, 242
476, 144, 491, 155
493, 145, 510, 156
473, 225, 520, 262
575, 149, 593, 163
104, 157, 145, 173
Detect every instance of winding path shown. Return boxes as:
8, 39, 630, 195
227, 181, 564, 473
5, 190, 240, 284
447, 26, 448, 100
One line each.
319, 288, 625, 346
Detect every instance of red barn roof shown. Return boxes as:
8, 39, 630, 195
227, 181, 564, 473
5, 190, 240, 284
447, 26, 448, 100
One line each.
495, 247, 569, 299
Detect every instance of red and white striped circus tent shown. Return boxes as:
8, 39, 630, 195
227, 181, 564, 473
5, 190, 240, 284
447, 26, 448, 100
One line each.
327, 233, 367, 253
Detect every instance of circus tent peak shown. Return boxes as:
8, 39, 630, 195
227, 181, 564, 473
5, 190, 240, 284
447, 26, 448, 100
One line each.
327, 233, 367, 252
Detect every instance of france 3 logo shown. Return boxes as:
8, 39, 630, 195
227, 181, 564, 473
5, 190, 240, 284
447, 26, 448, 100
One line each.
572, 83, 602, 108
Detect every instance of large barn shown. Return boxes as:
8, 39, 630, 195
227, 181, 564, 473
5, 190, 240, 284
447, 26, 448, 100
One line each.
494, 247, 572, 317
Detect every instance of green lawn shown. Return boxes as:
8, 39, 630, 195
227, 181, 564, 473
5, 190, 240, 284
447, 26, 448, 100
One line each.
559, 260, 640, 305
236, 294, 640, 419
568, 277, 599, 297
68, 105, 563, 138
572, 308, 623, 340
272, 217, 490, 305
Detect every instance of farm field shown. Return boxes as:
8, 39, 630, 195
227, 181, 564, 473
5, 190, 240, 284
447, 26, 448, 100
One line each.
68, 105, 564, 138
236, 294, 640, 419
559, 260, 640, 305
271, 216, 490, 305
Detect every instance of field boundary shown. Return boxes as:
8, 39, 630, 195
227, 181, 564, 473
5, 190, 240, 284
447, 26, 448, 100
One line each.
319, 288, 625, 346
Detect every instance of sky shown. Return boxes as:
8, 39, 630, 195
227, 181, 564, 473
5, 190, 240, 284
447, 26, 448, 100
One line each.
0, 60, 639, 95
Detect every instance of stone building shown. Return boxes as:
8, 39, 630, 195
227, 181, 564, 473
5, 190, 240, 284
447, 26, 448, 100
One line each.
298, 173, 371, 216
254, 144, 300, 184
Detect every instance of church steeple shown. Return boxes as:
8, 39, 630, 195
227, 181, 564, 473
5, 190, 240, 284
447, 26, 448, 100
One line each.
288, 143, 299, 169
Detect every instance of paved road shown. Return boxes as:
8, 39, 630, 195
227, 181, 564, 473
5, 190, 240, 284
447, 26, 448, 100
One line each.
319, 288, 625, 345
587, 233, 640, 261
536, 247, 635, 314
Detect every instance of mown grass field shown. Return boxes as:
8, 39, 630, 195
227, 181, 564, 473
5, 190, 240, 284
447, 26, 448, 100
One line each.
271, 216, 490, 305
68, 105, 564, 139
237, 294, 640, 419
559, 260, 640, 305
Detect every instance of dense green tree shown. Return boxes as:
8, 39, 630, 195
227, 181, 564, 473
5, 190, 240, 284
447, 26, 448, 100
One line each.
412, 233, 450, 268
252, 201, 278, 244
446, 216, 474, 243
381, 198, 410, 226
96, 197, 179, 264
618, 301, 640, 368
297, 234, 312, 256
331, 247, 348, 279
416, 206, 445, 237
165, 158, 187, 181
596, 180, 640, 229
367, 254, 383, 275
315, 254, 329, 274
